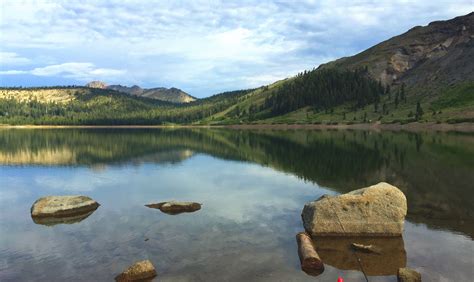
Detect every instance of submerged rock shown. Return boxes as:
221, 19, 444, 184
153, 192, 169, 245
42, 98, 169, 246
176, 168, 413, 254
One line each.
115, 260, 157, 281
302, 182, 407, 236
296, 232, 324, 276
145, 201, 201, 215
31, 196, 99, 221
398, 268, 421, 282
315, 236, 407, 276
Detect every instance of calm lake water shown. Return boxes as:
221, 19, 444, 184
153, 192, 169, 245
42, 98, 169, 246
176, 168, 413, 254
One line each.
0, 128, 473, 281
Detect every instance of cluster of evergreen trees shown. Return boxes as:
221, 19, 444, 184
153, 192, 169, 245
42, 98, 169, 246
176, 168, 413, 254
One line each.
263, 68, 384, 116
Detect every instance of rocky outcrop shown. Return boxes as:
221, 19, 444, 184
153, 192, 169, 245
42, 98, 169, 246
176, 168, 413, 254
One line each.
319, 12, 474, 88
302, 182, 407, 236
115, 260, 157, 281
31, 196, 100, 219
85, 81, 107, 89
398, 267, 422, 282
145, 201, 201, 215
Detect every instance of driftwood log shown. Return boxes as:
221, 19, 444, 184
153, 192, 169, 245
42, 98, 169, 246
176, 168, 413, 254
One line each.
296, 232, 324, 276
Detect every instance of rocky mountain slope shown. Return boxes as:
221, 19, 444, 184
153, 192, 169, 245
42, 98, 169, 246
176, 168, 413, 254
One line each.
319, 12, 474, 90
86, 81, 196, 103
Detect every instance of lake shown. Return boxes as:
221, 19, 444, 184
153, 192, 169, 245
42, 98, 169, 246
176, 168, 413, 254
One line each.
0, 128, 473, 281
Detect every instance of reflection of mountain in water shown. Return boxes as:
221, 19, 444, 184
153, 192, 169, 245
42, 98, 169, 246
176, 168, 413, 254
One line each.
1, 128, 473, 237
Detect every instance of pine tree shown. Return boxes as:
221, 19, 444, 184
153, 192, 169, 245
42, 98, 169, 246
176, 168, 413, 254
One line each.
400, 83, 406, 103
415, 102, 423, 121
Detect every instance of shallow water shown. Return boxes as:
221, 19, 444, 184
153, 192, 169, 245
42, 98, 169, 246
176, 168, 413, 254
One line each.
0, 128, 473, 281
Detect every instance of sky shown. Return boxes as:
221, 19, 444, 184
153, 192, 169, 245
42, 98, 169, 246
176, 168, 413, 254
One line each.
0, 1, 472, 97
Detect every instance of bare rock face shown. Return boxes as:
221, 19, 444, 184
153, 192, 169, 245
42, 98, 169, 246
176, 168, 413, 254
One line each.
302, 182, 407, 236
31, 196, 100, 219
85, 81, 107, 89
115, 260, 157, 281
145, 201, 201, 215
398, 267, 422, 282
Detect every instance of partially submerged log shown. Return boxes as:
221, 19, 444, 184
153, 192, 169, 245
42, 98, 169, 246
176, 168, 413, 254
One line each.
115, 260, 157, 281
145, 201, 201, 215
31, 195, 99, 224
296, 232, 324, 276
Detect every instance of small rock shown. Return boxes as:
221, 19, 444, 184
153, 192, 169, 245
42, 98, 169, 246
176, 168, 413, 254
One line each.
398, 267, 421, 282
31, 195, 100, 218
302, 182, 407, 236
145, 201, 201, 215
115, 260, 157, 281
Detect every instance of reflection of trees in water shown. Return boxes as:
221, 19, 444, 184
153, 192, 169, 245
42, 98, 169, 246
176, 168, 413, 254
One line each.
1, 128, 473, 237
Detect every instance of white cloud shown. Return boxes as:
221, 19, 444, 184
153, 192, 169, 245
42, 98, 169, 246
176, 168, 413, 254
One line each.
0, 62, 125, 81
0, 0, 472, 95
0, 52, 31, 65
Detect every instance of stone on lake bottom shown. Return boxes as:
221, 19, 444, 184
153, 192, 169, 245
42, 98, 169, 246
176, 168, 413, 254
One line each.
398, 268, 422, 282
302, 182, 407, 236
115, 260, 157, 281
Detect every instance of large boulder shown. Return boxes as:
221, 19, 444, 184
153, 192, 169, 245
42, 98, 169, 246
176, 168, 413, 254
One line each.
31, 195, 100, 219
302, 182, 407, 236
115, 260, 157, 281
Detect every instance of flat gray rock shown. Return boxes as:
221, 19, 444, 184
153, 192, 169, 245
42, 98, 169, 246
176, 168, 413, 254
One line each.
31, 195, 100, 218
302, 182, 407, 236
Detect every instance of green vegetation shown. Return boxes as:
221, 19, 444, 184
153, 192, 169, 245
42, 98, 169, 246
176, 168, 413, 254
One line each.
0, 71, 472, 125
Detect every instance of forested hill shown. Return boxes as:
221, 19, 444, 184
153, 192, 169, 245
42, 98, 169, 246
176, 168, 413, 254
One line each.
0, 13, 473, 125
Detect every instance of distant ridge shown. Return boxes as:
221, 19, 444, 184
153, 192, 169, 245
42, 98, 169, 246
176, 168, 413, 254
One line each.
86, 81, 196, 103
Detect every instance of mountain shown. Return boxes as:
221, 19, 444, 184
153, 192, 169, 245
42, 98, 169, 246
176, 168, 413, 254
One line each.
1, 13, 472, 125
201, 12, 474, 124
319, 12, 474, 90
85, 82, 196, 103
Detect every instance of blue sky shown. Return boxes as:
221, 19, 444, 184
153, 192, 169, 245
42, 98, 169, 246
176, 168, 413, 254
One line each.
0, 1, 472, 97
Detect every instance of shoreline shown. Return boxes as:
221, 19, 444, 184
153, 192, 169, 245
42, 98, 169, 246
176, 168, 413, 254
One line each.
0, 122, 473, 132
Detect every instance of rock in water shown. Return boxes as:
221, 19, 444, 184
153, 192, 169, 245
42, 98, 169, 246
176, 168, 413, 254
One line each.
398, 268, 421, 282
296, 232, 324, 276
115, 260, 157, 281
145, 201, 201, 215
31, 196, 100, 218
302, 182, 407, 236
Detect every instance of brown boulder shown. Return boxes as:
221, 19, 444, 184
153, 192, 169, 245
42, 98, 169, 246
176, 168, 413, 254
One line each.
115, 260, 157, 281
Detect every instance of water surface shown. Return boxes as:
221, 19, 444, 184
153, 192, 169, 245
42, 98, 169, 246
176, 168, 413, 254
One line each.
0, 128, 473, 281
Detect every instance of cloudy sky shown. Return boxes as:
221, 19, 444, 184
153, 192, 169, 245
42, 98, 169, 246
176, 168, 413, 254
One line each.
0, 1, 472, 97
